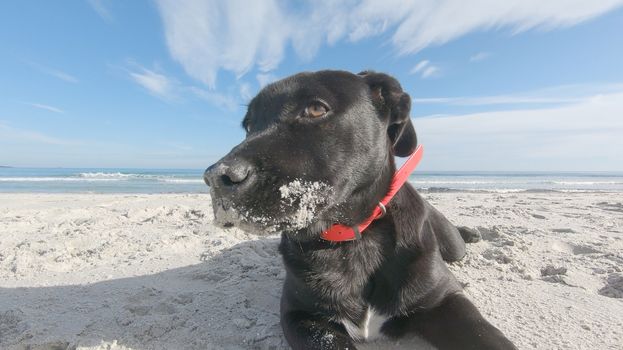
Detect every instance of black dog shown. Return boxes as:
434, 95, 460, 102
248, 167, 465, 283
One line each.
204, 70, 516, 349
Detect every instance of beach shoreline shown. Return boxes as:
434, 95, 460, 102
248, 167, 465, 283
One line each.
2, 168, 623, 194
1, 192, 622, 349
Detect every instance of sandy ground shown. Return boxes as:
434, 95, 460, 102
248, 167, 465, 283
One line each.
0, 192, 622, 349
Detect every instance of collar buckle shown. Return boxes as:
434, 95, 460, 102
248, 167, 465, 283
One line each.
375, 202, 387, 219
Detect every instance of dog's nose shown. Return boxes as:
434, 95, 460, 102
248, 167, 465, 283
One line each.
204, 159, 254, 190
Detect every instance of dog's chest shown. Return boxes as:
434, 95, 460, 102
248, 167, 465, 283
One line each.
338, 306, 389, 341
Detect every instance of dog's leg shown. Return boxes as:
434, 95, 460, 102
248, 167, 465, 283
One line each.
384, 293, 517, 350
424, 210, 466, 262
281, 283, 357, 350
281, 309, 357, 350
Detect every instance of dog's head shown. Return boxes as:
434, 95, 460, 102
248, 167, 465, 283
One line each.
204, 70, 416, 239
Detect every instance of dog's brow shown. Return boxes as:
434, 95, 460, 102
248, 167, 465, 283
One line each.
280, 102, 298, 118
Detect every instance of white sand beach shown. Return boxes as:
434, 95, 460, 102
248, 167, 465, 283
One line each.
1, 192, 622, 349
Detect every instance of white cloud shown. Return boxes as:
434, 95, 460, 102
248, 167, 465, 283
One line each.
156, 0, 623, 86
414, 95, 580, 106
410, 59, 439, 79
390, 0, 623, 55
413, 83, 623, 106
470, 52, 490, 62
413, 91, 623, 171
421, 66, 439, 79
27, 103, 65, 114
156, 0, 288, 88
126, 63, 243, 110
410, 60, 430, 74
129, 67, 177, 100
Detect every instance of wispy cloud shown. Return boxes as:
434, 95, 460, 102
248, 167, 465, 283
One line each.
239, 82, 253, 102
421, 66, 439, 79
410, 60, 429, 74
256, 73, 277, 88
470, 52, 491, 62
156, 0, 288, 88
410, 60, 440, 79
126, 62, 242, 110
43, 69, 79, 83
156, 0, 623, 86
0, 122, 80, 146
88, 0, 113, 21
414, 96, 580, 106
414, 90, 623, 171
129, 66, 178, 101
189, 87, 239, 111
29, 62, 79, 83
413, 83, 623, 107
26, 103, 65, 114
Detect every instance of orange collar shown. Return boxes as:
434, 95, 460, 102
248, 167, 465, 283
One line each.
320, 145, 424, 242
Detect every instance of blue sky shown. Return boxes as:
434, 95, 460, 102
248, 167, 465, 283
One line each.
1, 0, 622, 171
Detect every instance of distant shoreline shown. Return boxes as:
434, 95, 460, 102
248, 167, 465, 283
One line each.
1, 168, 622, 193
0, 166, 12, 168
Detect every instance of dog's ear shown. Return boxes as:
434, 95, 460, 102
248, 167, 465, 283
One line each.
358, 71, 417, 157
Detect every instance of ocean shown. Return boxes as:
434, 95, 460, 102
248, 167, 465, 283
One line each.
1, 167, 622, 193
0, 168, 623, 193
0, 168, 206, 194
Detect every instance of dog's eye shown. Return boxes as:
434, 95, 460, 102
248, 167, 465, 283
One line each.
304, 102, 329, 118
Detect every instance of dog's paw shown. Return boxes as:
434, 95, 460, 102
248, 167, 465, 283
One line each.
457, 226, 481, 243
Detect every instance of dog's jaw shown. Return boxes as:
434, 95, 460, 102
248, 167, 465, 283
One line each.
278, 179, 332, 230
210, 179, 335, 235
211, 197, 282, 233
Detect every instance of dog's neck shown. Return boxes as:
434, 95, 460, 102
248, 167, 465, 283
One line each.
318, 145, 424, 242
284, 148, 396, 242
348, 153, 395, 224
283, 144, 424, 243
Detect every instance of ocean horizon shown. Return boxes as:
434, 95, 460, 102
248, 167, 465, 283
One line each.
1, 167, 622, 194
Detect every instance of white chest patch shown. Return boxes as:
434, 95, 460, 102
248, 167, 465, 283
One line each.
340, 307, 389, 341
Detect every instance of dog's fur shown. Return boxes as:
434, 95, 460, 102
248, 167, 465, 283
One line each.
204, 70, 516, 349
